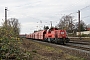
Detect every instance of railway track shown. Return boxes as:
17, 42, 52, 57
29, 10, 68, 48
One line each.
65, 42, 90, 51
28, 39, 90, 53
27, 39, 90, 52
69, 41, 90, 45
66, 40, 90, 51
26, 39, 90, 59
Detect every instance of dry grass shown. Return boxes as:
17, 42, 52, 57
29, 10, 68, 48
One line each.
20, 39, 86, 60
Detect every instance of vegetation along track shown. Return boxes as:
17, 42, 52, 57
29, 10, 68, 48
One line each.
27, 38, 90, 60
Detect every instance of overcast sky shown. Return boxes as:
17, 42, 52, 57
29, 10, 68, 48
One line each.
0, 0, 90, 34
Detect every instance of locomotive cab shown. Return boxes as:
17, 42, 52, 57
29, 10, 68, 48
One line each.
56, 30, 70, 44
44, 27, 70, 44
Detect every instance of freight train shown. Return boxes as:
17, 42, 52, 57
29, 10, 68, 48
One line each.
26, 27, 70, 44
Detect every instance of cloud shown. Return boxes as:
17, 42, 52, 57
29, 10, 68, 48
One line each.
0, 0, 90, 34
21, 22, 43, 34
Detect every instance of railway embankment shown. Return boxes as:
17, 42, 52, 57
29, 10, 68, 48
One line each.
20, 38, 90, 60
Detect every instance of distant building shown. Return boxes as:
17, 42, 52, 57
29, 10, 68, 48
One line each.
77, 31, 90, 35
87, 28, 90, 31
86, 24, 90, 31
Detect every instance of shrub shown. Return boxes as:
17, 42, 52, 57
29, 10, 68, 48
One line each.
0, 19, 32, 60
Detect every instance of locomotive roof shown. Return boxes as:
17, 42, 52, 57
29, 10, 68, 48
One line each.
49, 27, 58, 30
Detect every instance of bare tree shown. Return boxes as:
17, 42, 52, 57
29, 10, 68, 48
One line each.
7, 18, 20, 36
57, 15, 75, 33
75, 20, 86, 31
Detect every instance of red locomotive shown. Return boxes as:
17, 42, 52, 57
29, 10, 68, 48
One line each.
26, 27, 70, 44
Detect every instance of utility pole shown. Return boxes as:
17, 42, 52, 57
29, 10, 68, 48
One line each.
50, 21, 52, 28
70, 17, 73, 33
5, 7, 7, 26
78, 10, 81, 40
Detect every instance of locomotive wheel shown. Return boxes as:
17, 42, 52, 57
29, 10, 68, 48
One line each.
62, 38, 65, 45
55, 38, 58, 44
62, 41, 65, 45
43, 38, 47, 42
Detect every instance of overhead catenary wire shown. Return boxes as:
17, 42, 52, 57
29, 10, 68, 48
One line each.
68, 11, 77, 16
10, 3, 90, 23
67, 5, 90, 16
66, 4, 90, 22
80, 5, 90, 11
81, 16, 90, 19
80, 5, 90, 19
